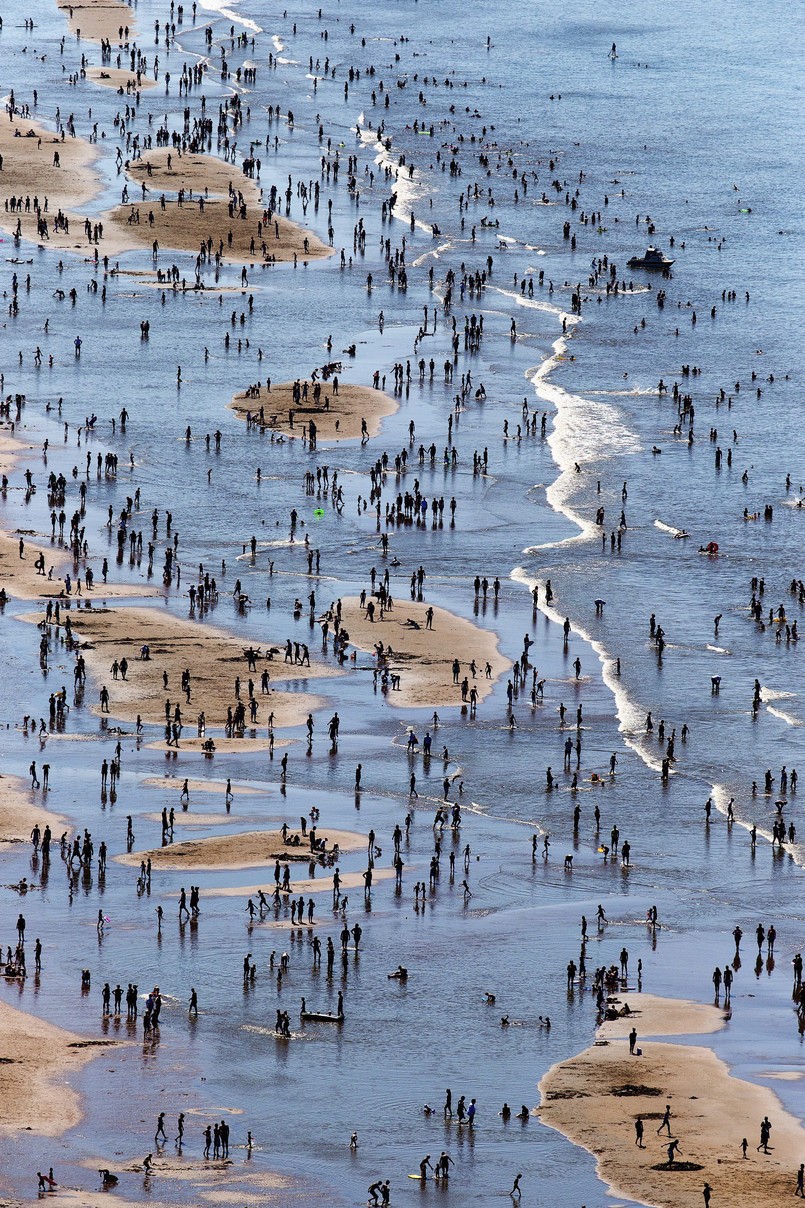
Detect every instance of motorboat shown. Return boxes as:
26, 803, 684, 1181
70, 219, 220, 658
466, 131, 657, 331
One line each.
627, 246, 674, 269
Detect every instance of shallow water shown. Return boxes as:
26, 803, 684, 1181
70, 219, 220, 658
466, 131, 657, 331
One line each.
0, 0, 803, 1203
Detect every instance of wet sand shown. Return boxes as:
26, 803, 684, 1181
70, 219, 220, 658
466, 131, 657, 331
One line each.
338, 597, 509, 708
86, 66, 156, 90
142, 810, 253, 827
206, 867, 395, 899
0, 113, 99, 252
231, 379, 398, 442
539, 993, 805, 1207
0, 774, 64, 847
109, 148, 332, 263
41, 1158, 290, 1208
4, 533, 159, 601
117, 827, 364, 871
0, 128, 328, 264
0, 999, 118, 1135
41, 604, 334, 732
56, 0, 137, 43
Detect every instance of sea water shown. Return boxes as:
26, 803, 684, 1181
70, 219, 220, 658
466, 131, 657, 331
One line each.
0, 0, 802, 1202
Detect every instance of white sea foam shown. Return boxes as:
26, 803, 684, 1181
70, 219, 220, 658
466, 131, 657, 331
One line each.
523, 332, 641, 552
412, 242, 453, 267
711, 782, 805, 868
511, 567, 663, 775
760, 687, 795, 701
197, 0, 262, 33
654, 519, 685, 536
355, 119, 432, 233
767, 706, 802, 727
489, 285, 567, 320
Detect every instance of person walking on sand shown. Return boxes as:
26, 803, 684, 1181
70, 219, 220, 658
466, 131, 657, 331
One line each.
703, 1184, 712, 1206
635, 1118, 645, 1147
796, 1163, 805, 1196
758, 1115, 771, 1153
657, 1104, 672, 1135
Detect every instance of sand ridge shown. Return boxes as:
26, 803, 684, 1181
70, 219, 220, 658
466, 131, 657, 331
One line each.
108, 148, 332, 264
117, 827, 364, 871
42, 603, 337, 735
0, 998, 120, 1135
0, 125, 329, 264
337, 596, 509, 709
56, 0, 137, 43
231, 378, 398, 443
539, 993, 805, 1207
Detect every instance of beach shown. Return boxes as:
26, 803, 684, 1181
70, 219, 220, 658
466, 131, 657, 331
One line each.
539, 993, 805, 1206
230, 379, 398, 443
0, 998, 117, 1135
37, 603, 335, 733
0, 0, 801, 1204
337, 596, 509, 709
56, 0, 137, 43
118, 826, 364, 871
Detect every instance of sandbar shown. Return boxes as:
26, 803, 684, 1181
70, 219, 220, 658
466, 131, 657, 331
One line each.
5, 533, 159, 601
206, 868, 394, 899
0, 998, 118, 1135
0, 130, 328, 265
117, 826, 364, 871
86, 66, 156, 90
338, 596, 509, 708
108, 148, 332, 263
0, 773, 64, 847
142, 776, 260, 796
231, 379, 398, 443
0, 114, 99, 252
40, 1155, 291, 1208
56, 0, 137, 43
44, 604, 334, 732
539, 992, 805, 1207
